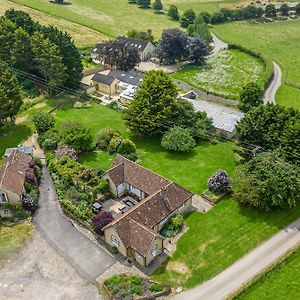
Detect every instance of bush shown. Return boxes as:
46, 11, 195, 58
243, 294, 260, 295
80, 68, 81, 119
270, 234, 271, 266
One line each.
32, 112, 55, 133
149, 283, 164, 292
161, 126, 196, 152
208, 169, 231, 193
117, 139, 136, 155
42, 138, 57, 150
92, 210, 114, 234
108, 136, 124, 153
96, 128, 120, 150
170, 214, 184, 228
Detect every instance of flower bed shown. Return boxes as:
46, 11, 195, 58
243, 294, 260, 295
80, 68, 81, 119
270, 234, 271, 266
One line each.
103, 275, 169, 300
202, 189, 227, 204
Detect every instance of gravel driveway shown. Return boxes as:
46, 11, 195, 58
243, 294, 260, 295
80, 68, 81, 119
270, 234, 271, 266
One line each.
0, 230, 101, 300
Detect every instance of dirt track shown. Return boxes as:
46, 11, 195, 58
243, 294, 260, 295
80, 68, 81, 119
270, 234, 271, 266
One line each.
0, 230, 101, 300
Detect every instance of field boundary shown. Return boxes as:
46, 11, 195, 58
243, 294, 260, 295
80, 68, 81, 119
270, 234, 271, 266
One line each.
227, 243, 300, 300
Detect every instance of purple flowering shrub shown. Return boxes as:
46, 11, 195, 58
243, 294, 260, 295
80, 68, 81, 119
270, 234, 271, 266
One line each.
208, 169, 231, 193
92, 210, 114, 234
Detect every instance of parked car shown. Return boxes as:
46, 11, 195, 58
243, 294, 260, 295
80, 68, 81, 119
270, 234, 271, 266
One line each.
92, 202, 102, 213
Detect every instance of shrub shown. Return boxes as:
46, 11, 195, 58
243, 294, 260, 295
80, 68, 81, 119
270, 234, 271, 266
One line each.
42, 138, 57, 150
149, 283, 164, 292
55, 145, 77, 160
94, 179, 109, 194
208, 169, 231, 193
31, 112, 55, 133
92, 210, 114, 234
96, 128, 120, 150
117, 139, 136, 156
108, 136, 124, 153
170, 214, 184, 229
161, 126, 196, 152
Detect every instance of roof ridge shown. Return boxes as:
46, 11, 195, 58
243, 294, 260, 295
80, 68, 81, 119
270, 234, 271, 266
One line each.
116, 154, 172, 184
129, 218, 160, 237
102, 161, 124, 177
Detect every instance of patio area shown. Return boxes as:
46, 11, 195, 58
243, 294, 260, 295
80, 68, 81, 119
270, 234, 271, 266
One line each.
102, 194, 141, 217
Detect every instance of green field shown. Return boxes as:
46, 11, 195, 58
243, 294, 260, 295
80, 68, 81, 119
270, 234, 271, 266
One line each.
0, 222, 34, 263
236, 248, 300, 300
213, 20, 300, 110
172, 49, 265, 100
9, 0, 179, 41
152, 197, 300, 289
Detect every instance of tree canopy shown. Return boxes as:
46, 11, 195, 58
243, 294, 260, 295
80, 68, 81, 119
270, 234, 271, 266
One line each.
239, 82, 263, 112
236, 104, 300, 165
0, 61, 22, 124
167, 5, 180, 21
179, 9, 196, 28
233, 151, 300, 211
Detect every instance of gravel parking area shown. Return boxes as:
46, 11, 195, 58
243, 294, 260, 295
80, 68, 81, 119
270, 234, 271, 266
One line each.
0, 230, 101, 300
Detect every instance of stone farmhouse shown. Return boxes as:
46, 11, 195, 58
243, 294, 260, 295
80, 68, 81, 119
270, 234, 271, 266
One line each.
91, 36, 156, 62
0, 149, 32, 203
102, 155, 193, 267
91, 69, 144, 102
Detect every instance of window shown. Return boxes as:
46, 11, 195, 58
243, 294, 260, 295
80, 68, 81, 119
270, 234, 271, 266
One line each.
177, 203, 185, 211
111, 235, 119, 247
151, 245, 158, 258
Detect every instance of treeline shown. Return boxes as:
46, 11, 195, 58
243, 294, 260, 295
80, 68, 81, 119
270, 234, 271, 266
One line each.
128, 0, 164, 13
0, 9, 83, 91
167, 3, 300, 27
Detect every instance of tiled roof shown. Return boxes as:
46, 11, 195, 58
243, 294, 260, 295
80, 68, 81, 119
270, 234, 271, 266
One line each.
0, 150, 32, 196
115, 218, 159, 257
115, 36, 150, 52
107, 70, 143, 86
103, 155, 194, 256
108, 155, 171, 195
91, 73, 116, 85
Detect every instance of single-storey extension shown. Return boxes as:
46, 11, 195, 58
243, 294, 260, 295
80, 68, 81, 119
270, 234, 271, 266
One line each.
102, 155, 193, 267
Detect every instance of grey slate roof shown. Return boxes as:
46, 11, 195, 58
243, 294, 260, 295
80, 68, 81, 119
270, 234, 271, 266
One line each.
107, 70, 143, 86
115, 36, 150, 52
183, 97, 244, 133
91, 73, 116, 85
4, 145, 33, 157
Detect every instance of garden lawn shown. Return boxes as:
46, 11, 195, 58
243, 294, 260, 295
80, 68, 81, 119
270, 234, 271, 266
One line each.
172, 49, 265, 100
0, 122, 32, 165
151, 196, 300, 289
10, 0, 178, 39
0, 0, 103, 47
213, 20, 300, 110
0, 221, 34, 262
236, 247, 300, 300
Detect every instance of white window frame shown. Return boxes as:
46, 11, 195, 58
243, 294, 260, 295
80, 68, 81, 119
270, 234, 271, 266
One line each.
111, 235, 119, 247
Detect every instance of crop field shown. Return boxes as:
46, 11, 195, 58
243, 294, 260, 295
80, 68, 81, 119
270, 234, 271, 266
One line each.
0, 0, 105, 47
213, 20, 300, 110
172, 49, 265, 100
9, 0, 179, 40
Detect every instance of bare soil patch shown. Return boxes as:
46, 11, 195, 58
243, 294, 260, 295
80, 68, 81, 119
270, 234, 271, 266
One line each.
167, 261, 189, 274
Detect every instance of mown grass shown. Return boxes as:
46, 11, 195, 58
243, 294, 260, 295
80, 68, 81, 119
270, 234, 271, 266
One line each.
0, 122, 32, 164
10, 0, 179, 39
236, 247, 300, 300
0, 221, 34, 263
213, 20, 300, 110
151, 196, 300, 289
172, 49, 265, 100
0, 0, 104, 47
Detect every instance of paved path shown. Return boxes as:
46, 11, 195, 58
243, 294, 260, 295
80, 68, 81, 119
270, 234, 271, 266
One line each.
174, 218, 300, 300
211, 33, 228, 55
34, 166, 115, 282
263, 62, 281, 104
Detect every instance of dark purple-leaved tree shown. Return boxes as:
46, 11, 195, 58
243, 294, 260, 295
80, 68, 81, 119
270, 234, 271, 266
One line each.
92, 211, 114, 234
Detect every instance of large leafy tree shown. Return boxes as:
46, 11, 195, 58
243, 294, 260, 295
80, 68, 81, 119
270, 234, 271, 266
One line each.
0, 61, 22, 124
167, 5, 180, 21
179, 9, 196, 28
41, 26, 83, 88
153, 0, 163, 12
188, 37, 209, 63
233, 151, 300, 211
188, 14, 212, 44
236, 104, 300, 164
99, 40, 140, 71
31, 32, 67, 91
0, 18, 16, 63
124, 70, 178, 136
239, 82, 263, 112
157, 28, 189, 63
4, 9, 38, 34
